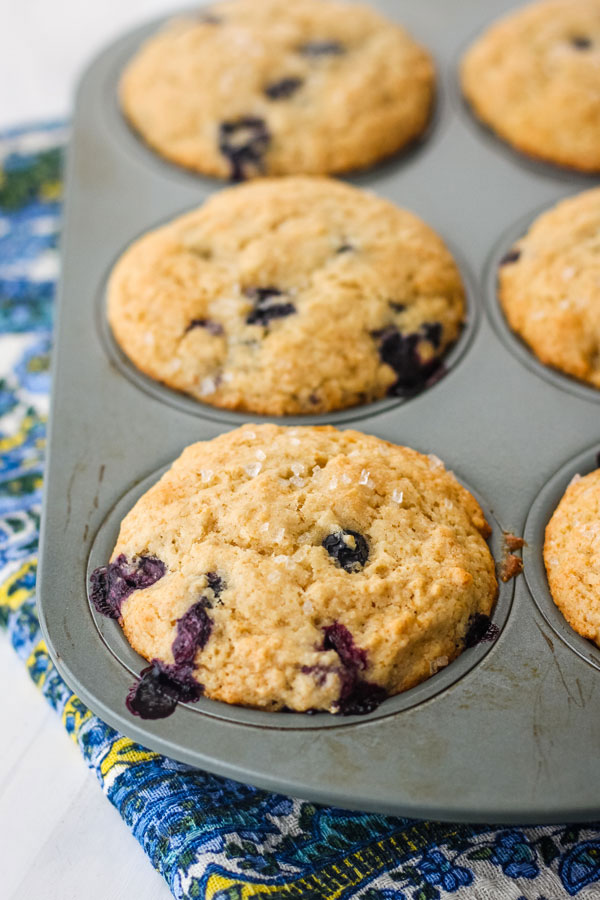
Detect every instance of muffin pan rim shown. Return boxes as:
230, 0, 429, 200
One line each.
37, 0, 600, 822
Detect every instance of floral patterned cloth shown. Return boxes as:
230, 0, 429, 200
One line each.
1, 122, 600, 900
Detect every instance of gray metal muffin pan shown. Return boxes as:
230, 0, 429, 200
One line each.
37, 0, 600, 823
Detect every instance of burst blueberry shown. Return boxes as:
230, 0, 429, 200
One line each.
336, 680, 388, 716
322, 530, 369, 571
245, 287, 297, 326
374, 326, 442, 395
265, 77, 303, 100
319, 622, 387, 715
172, 598, 213, 665
464, 613, 499, 648
206, 571, 224, 597
126, 660, 203, 719
421, 321, 443, 349
89, 554, 165, 620
185, 318, 224, 336
301, 663, 335, 687
219, 117, 271, 181
322, 622, 367, 670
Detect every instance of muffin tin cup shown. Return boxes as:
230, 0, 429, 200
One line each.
524, 443, 600, 673
448, 18, 600, 186
87, 464, 513, 731
104, 13, 449, 193
484, 208, 600, 405
97, 241, 479, 427
37, 0, 600, 823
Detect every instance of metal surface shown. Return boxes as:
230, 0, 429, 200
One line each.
38, 0, 600, 823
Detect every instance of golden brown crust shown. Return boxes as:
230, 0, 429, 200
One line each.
121, 0, 435, 178
498, 188, 600, 390
107, 177, 465, 415
116, 425, 498, 712
461, 0, 600, 172
544, 469, 600, 645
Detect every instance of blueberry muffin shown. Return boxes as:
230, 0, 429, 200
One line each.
120, 0, 435, 178
107, 177, 465, 416
461, 0, 600, 172
544, 468, 600, 646
498, 188, 600, 390
89, 425, 498, 717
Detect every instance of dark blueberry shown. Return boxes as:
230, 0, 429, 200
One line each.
299, 40, 346, 57
172, 598, 213, 665
389, 302, 406, 313
246, 286, 282, 300
322, 628, 385, 715
88, 567, 113, 617
421, 321, 443, 349
125, 660, 203, 720
185, 318, 224, 336
197, 11, 222, 24
571, 35, 592, 49
89, 554, 165, 620
322, 530, 369, 572
499, 248, 521, 266
308, 393, 320, 405
374, 326, 442, 396
206, 571, 224, 597
301, 663, 335, 687
245, 286, 297, 326
219, 117, 271, 181
322, 622, 367, 671
335, 680, 388, 716
265, 77, 303, 100
126, 664, 178, 719
336, 243, 354, 254
305, 622, 386, 716
464, 613, 499, 648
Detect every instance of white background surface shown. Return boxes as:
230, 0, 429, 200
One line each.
0, 2, 200, 897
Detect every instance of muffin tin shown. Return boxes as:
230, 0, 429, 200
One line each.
38, 0, 600, 823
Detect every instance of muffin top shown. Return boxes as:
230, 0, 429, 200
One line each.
499, 188, 600, 390
461, 0, 600, 172
107, 177, 465, 416
120, 0, 434, 178
89, 425, 498, 716
545, 467, 600, 646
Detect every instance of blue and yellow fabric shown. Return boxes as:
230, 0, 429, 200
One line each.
2, 122, 600, 900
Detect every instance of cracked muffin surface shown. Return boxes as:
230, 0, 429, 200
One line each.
498, 188, 600, 390
89, 425, 498, 714
107, 177, 465, 415
120, 0, 434, 178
